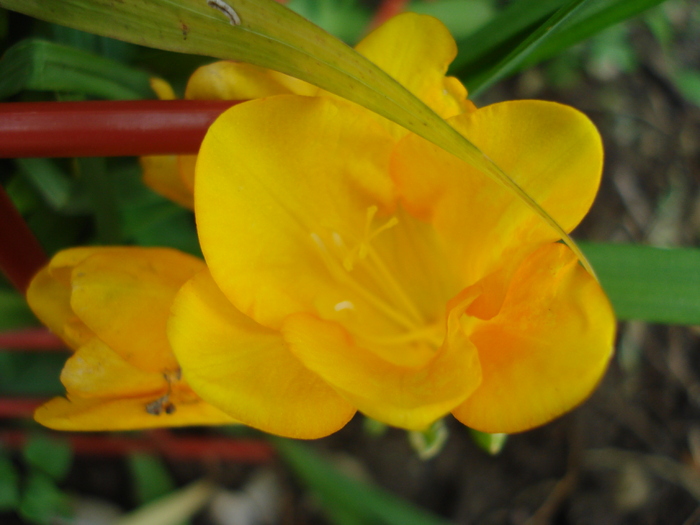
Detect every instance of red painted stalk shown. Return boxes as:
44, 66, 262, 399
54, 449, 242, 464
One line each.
0, 184, 47, 293
0, 100, 239, 158
0, 328, 66, 350
0, 398, 44, 418
0, 429, 275, 463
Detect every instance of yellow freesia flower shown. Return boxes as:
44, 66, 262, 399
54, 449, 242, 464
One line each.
140, 13, 473, 208
26, 247, 236, 430
166, 14, 616, 438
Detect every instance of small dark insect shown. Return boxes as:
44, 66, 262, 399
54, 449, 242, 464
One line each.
145, 395, 176, 415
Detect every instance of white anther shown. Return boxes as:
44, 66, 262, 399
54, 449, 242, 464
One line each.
334, 301, 355, 312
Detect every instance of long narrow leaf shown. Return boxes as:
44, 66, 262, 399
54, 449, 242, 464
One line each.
458, 0, 669, 92
451, 0, 567, 73
466, 0, 592, 97
520, 0, 669, 70
275, 439, 452, 525
0, 0, 592, 274
581, 242, 700, 325
0, 39, 155, 100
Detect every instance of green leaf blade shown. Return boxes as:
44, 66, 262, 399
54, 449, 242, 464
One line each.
0, 38, 155, 100
582, 242, 700, 325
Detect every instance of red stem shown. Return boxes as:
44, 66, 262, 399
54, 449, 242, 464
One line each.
0, 398, 44, 418
0, 328, 66, 350
0, 184, 47, 293
0, 429, 275, 463
0, 100, 239, 158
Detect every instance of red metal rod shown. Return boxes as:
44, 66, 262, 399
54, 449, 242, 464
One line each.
0, 398, 45, 418
0, 184, 47, 293
0, 328, 66, 350
0, 100, 240, 158
0, 429, 275, 463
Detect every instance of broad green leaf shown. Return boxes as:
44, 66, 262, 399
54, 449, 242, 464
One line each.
0, 39, 155, 100
274, 439, 452, 525
581, 242, 700, 325
0, 0, 591, 274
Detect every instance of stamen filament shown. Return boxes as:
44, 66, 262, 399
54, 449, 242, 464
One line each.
311, 233, 421, 331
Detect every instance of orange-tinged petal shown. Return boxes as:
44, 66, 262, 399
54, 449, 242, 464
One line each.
282, 307, 481, 431
393, 100, 603, 284
34, 393, 236, 431
452, 243, 615, 433
140, 155, 195, 209
196, 95, 397, 329
168, 270, 356, 439
69, 248, 205, 373
60, 338, 164, 398
185, 61, 316, 100
355, 13, 473, 119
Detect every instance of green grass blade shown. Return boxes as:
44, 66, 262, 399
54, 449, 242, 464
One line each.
0, 39, 155, 100
274, 438, 453, 525
451, 0, 567, 73
0, 0, 592, 276
581, 242, 700, 325
460, 0, 669, 94
466, 0, 592, 97
519, 0, 670, 71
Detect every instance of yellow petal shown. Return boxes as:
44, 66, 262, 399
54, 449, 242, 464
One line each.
69, 248, 205, 372
61, 338, 164, 398
196, 95, 396, 329
34, 392, 236, 431
452, 243, 615, 433
185, 61, 316, 100
26, 250, 103, 349
355, 13, 473, 119
393, 100, 603, 284
282, 307, 481, 431
150, 77, 177, 100
168, 270, 355, 439
140, 155, 195, 209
